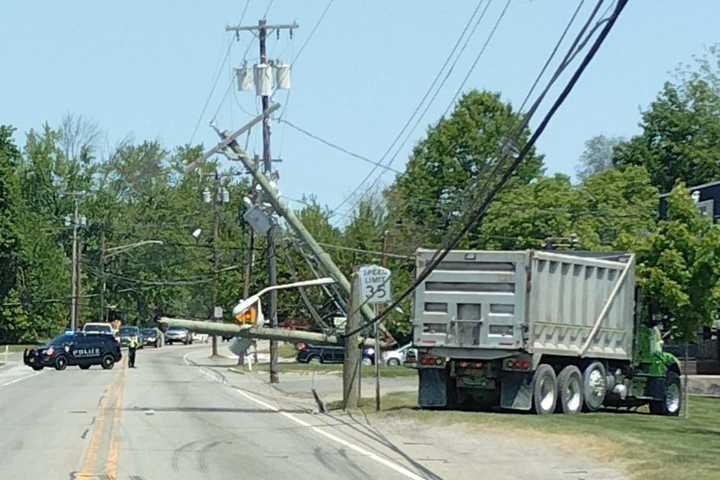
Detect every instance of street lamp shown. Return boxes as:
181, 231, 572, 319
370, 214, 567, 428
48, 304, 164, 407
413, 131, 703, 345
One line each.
99, 240, 164, 322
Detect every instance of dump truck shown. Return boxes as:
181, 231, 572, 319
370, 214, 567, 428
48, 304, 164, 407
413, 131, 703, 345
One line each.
412, 249, 682, 415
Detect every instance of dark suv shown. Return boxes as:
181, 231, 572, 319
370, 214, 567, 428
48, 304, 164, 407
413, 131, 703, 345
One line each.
296, 344, 375, 365
23, 333, 122, 371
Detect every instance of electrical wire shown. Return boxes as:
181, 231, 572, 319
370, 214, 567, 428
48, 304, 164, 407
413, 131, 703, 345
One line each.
189, 0, 251, 145
291, 0, 335, 67
334, 0, 498, 219
343, 0, 629, 338
327, 0, 490, 217
279, 119, 402, 174
442, 0, 512, 117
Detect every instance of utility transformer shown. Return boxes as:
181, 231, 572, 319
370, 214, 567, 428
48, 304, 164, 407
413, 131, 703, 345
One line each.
411, 249, 682, 415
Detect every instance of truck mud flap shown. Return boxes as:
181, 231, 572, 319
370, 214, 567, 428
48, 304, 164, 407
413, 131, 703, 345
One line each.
418, 368, 448, 408
500, 371, 533, 410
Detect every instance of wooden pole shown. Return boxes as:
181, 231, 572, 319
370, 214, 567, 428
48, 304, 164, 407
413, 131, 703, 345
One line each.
343, 271, 361, 410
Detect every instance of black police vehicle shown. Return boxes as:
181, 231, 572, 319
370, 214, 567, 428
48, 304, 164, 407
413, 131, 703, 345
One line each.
23, 332, 122, 371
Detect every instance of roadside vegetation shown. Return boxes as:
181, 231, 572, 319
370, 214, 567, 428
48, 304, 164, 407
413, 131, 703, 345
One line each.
250, 361, 416, 378
331, 392, 720, 480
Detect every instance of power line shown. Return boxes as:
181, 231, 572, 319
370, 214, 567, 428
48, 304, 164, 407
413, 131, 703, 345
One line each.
189, 1, 251, 145
291, 0, 335, 67
328, 1, 490, 217
335, 0, 498, 219
279, 119, 402, 174
442, 0, 512, 117
343, 0, 629, 338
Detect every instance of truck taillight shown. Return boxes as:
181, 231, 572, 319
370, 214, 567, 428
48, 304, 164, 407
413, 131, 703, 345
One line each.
420, 354, 444, 366
459, 361, 469, 368
505, 357, 531, 370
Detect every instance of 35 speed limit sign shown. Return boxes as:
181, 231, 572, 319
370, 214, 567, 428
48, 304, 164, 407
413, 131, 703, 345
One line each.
358, 265, 392, 304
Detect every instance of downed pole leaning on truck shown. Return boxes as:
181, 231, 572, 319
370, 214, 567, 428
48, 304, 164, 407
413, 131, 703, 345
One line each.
411, 249, 683, 416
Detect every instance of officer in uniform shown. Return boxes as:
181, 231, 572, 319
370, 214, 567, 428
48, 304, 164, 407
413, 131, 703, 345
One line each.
128, 335, 139, 368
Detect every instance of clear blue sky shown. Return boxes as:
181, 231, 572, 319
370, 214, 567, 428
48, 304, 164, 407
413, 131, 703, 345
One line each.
2, 1, 718, 220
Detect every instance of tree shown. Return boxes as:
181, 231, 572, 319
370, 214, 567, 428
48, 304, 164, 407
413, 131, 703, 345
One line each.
385, 90, 544, 250
613, 78, 720, 191
575, 135, 624, 181
632, 183, 720, 341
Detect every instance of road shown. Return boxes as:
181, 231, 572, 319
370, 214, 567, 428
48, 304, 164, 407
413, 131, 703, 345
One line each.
0, 345, 435, 480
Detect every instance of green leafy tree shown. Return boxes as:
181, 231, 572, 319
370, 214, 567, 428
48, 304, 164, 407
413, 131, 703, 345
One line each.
575, 135, 624, 181
386, 90, 544, 250
613, 78, 720, 191
632, 183, 720, 340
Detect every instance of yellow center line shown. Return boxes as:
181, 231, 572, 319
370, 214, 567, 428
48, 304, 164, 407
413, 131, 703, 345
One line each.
76, 356, 127, 479
105, 357, 128, 479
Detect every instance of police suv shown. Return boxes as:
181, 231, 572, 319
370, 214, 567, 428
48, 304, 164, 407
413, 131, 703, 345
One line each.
23, 332, 122, 371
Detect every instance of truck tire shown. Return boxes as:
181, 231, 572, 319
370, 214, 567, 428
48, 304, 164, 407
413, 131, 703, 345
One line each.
582, 362, 607, 412
556, 365, 583, 414
387, 358, 400, 367
649, 371, 681, 416
532, 364, 557, 415
54, 356, 68, 371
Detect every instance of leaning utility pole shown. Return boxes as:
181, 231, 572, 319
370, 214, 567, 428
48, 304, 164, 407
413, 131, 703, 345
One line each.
226, 18, 299, 384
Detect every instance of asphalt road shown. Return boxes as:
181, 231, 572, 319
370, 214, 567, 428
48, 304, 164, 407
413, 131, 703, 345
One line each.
0, 345, 434, 480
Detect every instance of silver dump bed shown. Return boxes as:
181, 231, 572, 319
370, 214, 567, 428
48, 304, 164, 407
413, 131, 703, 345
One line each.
413, 250, 635, 360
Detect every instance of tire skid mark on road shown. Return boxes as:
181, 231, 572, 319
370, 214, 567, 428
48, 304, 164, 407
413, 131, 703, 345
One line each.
181, 351, 426, 480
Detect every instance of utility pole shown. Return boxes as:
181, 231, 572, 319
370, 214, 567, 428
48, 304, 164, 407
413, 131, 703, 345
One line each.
375, 230, 389, 411
99, 227, 106, 322
343, 271, 362, 410
64, 192, 86, 331
226, 18, 298, 384
242, 156, 259, 367
211, 170, 222, 357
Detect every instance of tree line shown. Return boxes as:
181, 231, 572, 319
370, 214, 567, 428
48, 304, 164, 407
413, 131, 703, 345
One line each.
1, 47, 719, 343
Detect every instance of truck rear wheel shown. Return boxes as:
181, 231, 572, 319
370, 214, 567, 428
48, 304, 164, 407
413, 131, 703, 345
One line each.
532, 364, 557, 415
557, 365, 583, 414
582, 362, 607, 411
649, 371, 681, 416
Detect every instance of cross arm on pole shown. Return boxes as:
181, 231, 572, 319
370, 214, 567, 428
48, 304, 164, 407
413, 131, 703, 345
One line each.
183, 104, 281, 174
225, 22, 299, 33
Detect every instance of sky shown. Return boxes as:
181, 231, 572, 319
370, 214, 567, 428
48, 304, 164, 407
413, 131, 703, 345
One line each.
2, 1, 718, 223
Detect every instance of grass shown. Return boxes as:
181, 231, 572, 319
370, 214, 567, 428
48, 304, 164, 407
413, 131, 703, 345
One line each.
277, 342, 297, 359
329, 391, 720, 480
0, 343, 42, 353
251, 361, 417, 378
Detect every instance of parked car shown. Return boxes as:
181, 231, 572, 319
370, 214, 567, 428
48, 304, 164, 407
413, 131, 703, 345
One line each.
82, 322, 114, 336
119, 325, 143, 348
296, 344, 376, 365
23, 332, 121, 370
192, 332, 209, 343
141, 327, 163, 348
383, 343, 415, 366
165, 326, 193, 345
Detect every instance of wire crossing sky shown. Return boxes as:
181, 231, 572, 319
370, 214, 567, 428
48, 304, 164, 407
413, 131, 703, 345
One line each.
2, 1, 718, 222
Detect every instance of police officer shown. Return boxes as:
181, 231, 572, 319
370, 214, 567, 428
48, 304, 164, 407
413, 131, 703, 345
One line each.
128, 335, 139, 368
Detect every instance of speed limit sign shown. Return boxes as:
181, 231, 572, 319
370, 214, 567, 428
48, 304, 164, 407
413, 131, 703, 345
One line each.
358, 265, 392, 304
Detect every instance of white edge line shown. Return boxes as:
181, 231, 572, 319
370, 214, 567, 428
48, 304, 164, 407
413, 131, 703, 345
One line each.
0, 371, 42, 388
231, 388, 425, 480
181, 351, 425, 480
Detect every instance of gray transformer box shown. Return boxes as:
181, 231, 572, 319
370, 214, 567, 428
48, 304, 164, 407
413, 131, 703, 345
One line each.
413, 249, 635, 361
